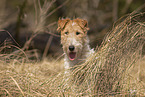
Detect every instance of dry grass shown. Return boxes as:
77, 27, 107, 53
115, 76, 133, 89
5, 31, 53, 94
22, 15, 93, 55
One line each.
46, 12, 145, 96
0, 57, 64, 96
0, 11, 145, 96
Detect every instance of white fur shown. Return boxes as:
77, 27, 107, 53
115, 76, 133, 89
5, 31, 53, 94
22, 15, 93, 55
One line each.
64, 38, 94, 70
72, 22, 76, 26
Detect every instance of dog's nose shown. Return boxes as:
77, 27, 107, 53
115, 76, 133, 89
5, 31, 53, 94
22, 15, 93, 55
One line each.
69, 46, 75, 51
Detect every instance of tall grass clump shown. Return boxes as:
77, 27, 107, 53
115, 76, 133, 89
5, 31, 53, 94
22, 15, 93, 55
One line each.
47, 12, 145, 96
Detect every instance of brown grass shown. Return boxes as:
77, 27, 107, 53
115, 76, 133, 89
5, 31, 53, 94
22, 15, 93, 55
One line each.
0, 11, 145, 97
46, 12, 145, 96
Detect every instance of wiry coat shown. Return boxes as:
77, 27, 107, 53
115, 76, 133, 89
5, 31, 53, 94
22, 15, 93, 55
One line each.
57, 18, 94, 70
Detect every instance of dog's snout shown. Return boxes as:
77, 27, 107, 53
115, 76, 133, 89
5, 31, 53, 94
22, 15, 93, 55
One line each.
69, 46, 75, 51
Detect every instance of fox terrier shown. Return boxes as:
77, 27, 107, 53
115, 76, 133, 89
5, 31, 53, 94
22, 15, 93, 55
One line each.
57, 18, 94, 70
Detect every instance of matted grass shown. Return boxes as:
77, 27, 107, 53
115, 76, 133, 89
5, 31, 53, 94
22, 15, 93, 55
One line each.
0, 12, 145, 96
47, 12, 145, 96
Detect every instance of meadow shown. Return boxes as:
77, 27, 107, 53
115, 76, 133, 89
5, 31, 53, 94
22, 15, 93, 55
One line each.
0, 0, 145, 96
0, 11, 145, 96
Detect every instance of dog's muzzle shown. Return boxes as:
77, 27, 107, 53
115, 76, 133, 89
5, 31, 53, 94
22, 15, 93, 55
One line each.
68, 45, 76, 61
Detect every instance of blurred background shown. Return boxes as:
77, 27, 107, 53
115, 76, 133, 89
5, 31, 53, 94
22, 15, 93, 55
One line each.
0, 0, 145, 60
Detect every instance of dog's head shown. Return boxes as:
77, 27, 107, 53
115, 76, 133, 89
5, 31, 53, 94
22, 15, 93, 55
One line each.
57, 18, 89, 61
57, 18, 89, 33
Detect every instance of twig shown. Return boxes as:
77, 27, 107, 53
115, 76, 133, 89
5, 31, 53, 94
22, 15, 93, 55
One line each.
42, 35, 53, 59
46, 21, 57, 28
46, 31, 60, 37
6, 44, 29, 60
22, 33, 37, 50
0, 30, 20, 47
46, 0, 69, 18
121, 0, 133, 14
113, 0, 118, 21
44, 0, 56, 14
33, 0, 38, 25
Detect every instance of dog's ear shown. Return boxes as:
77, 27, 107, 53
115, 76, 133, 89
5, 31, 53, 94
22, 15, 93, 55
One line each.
74, 18, 89, 32
57, 18, 70, 32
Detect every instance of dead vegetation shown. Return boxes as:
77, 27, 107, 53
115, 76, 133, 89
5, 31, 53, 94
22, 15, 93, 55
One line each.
0, 0, 145, 96
0, 10, 145, 96
46, 11, 145, 96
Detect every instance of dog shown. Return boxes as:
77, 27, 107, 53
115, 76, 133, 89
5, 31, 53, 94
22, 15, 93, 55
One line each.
57, 18, 94, 71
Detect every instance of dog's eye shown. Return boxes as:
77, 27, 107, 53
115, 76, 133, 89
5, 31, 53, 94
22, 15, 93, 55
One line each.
65, 32, 68, 35
76, 32, 80, 35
